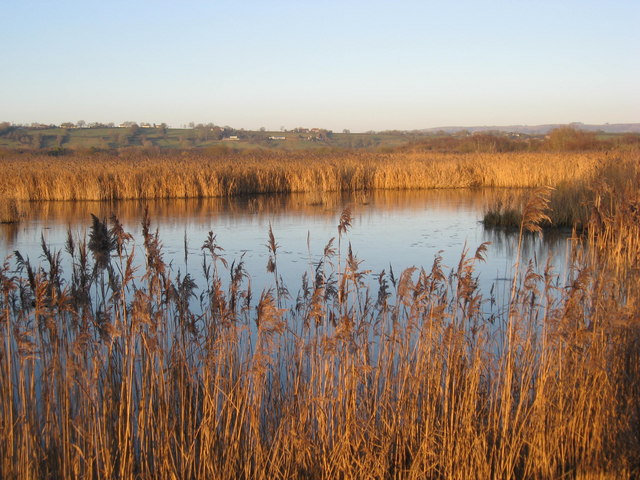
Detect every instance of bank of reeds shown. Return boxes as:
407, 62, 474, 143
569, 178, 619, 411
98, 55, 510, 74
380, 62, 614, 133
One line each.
483, 151, 639, 229
0, 150, 631, 202
1, 188, 639, 478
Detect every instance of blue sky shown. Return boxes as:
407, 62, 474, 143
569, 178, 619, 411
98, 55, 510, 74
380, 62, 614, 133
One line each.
1, 0, 638, 131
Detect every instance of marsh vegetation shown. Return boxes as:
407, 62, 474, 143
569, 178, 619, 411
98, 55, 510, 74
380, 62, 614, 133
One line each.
0, 136, 638, 478
1, 174, 639, 478
0, 149, 637, 230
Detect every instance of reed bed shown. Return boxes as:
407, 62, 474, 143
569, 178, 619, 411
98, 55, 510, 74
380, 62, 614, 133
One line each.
1, 186, 639, 478
0, 150, 628, 203
482, 151, 640, 229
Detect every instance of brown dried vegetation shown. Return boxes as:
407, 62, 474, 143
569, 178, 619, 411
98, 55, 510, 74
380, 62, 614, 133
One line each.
0, 150, 627, 202
1, 176, 639, 478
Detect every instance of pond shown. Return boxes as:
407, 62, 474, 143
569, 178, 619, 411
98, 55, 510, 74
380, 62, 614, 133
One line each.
0, 189, 573, 311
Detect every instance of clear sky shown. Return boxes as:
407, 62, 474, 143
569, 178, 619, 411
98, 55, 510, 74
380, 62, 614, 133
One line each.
1, 0, 638, 132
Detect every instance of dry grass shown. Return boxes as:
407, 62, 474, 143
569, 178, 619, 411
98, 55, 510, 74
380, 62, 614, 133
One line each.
1, 183, 639, 478
0, 150, 630, 202
3, 148, 637, 230
483, 152, 639, 229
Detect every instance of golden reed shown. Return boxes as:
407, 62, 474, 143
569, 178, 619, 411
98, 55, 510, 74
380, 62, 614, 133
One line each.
1, 179, 639, 478
0, 150, 627, 202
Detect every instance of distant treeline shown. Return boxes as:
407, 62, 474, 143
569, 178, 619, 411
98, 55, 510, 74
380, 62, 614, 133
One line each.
1, 121, 639, 154
398, 126, 640, 153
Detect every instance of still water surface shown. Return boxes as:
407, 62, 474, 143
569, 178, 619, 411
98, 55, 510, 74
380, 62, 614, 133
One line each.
0, 189, 572, 307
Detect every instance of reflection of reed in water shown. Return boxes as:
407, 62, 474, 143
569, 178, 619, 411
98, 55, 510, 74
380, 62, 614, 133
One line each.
0, 221, 20, 246
0, 198, 23, 224
14, 188, 508, 226
0, 188, 551, 260
482, 225, 575, 264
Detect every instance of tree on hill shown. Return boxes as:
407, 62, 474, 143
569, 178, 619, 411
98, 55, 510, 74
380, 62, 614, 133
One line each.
0, 122, 14, 136
128, 124, 141, 137
32, 133, 44, 149
546, 127, 602, 151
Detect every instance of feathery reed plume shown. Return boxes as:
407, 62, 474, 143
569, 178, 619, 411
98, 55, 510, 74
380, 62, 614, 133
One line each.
140, 210, 166, 300
64, 226, 75, 258
322, 237, 336, 268
201, 230, 227, 278
109, 213, 133, 258
336, 207, 353, 293
376, 269, 391, 309
228, 255, 248, 314
511, 187, 553, 303
338, 207, 352, 237
266, 223, 289, 306
89, 214, 115, 271
521, 186, 554, 234
266, 222, 278, 274
169, 271, 198, 333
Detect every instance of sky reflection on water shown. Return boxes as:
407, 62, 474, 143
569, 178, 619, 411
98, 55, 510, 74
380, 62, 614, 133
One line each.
1, 189, 573, 309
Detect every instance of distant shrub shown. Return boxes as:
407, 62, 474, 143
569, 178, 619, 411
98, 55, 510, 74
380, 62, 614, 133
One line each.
0, 121, 15, 136
545, 127, 604, 151
47, 146, 68, 156
203, 144, 232, 156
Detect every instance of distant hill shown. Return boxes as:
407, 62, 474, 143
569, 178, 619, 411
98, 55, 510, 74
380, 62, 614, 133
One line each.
420, 123, 640, 135
2, 121, 639, 152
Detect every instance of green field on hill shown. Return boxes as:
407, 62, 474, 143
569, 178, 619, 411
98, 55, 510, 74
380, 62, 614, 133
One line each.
1, 122, 638, 155
0, 123, 419, 151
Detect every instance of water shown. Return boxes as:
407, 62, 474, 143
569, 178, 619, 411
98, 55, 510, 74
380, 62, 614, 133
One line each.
0, 189, 572, 307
